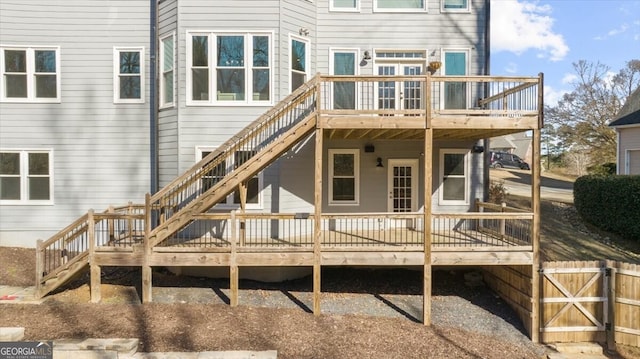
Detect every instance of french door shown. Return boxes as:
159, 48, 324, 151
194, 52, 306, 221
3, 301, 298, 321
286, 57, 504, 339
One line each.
376, 64, 423, 112
387, 159, 418, 213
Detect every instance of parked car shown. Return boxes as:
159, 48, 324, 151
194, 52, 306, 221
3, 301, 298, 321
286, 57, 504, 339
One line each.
489, 151, 530, 170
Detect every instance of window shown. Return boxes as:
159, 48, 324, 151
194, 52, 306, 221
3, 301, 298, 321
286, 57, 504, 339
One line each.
187, 32, 272, 105
160, 34, 175, 108
1, 46, 60, 102
290, 36, 309, 92
331, 0, 359, 11
443, 50, 468, 109
330, 50, 357, 109
439, 149, 469, 205
197, 148, 262, 208
114, 47, 145, 103
0, 150, 53, 204
374, 0, 426, 12
328, 149, 359, 205
443, 0, 469, 11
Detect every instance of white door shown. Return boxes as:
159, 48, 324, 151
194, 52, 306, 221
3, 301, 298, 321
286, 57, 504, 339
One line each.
387, 159, 419, 212
376, 64, 423, 112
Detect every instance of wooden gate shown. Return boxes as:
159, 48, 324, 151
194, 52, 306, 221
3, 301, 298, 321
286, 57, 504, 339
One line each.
540, 260, 640, 348
540, 261, 608, 343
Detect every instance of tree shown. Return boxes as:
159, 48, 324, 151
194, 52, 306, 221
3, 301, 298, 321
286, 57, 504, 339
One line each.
545, 60, 640, 172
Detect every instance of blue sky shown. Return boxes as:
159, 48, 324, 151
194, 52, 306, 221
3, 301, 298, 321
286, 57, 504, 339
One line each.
491, 0, 640, 105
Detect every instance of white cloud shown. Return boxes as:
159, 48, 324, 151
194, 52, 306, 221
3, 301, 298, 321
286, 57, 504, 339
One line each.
561, 73, 577, 85
504, 62, 518, 73
544, 85, 568, 106
491, 0, 569, 62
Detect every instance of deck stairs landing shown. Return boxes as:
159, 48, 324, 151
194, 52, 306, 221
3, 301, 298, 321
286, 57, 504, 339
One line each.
35, 77, 320, 297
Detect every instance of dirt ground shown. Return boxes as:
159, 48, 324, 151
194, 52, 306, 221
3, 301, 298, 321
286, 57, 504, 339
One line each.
1, 171, 640, 358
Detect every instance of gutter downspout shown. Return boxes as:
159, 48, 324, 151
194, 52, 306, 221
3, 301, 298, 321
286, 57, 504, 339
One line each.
483, 0, 491, 201
150, 0, 158, 194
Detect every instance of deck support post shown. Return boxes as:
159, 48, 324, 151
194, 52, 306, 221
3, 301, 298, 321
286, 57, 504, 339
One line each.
313, 125, 323, 316
530, 73, 544, 342
88, 209, 101, 303
142, 193, 153, 303
238, 182, 247, 246
423, 127, 433, 326
230, 210, 239, 307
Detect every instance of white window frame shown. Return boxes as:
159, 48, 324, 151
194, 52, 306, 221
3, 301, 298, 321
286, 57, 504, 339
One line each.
196, 147, 263, 209
440, 48, 471, 109
289, 34, 310, 93
329, 48, 359, 110
113, 47, 145, 104
442, 0, 470, 12
0, 45, 61, 103
328, 149, 360, 206
373, 0, 427, 12
330, 0, 360, 12
438, 149, 469, 205
0, 149, 54, 205
159, 33, 175, 108
186, 31, 274, 107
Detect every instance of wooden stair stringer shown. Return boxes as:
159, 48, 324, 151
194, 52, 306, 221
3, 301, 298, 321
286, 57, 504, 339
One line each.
37, 253, 90, 298
149, 113, 318, 248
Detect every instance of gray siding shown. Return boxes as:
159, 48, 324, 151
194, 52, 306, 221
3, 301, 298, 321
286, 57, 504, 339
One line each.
0, 0, 150, 246
618, 126, 640, 174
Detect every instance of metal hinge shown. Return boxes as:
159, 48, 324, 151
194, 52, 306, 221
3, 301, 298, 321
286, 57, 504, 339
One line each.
605, 323, 612, 331
605, 268, 612, 277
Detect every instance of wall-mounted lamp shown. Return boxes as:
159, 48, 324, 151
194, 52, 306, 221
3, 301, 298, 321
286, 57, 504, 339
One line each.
360, 50, 372, 66
299, 28, 309, 36
472, 145, 484, 153
376, 157, 384, 168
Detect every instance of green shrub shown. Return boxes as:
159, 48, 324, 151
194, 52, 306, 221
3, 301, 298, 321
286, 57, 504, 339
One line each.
574, 175, 640, 241
587, 162, 617, 176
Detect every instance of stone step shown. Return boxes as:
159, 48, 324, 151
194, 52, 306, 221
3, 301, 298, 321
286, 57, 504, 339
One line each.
551, 342, 604, 355
0, 327, 25, 341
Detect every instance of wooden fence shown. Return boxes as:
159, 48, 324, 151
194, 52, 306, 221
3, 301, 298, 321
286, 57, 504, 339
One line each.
484, 260, 639, 348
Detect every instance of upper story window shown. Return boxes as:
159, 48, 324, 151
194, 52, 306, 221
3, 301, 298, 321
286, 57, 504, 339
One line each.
438, 149, 469, 205
1, 46, 60, 103
0, 150, 53, 205
114, 47, 145, 104
160, 34, 175, 108
443, 49, 469, 109
290, 36, 310, 93
443, 0, 469, 12
374, 0, 426, 12
187, 32, 272, 106
328, 149, 359, 205
331, 0, 359, 11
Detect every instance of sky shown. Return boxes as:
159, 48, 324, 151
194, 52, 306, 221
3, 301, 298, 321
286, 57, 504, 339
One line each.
490, 0, 640, 105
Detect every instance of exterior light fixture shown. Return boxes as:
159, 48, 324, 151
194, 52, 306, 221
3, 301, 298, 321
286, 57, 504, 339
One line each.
376, 157, 384, 167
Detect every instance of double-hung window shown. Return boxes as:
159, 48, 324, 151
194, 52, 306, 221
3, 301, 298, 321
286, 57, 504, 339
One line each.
439, 149, 469, 205
187, 32, 272, 105
290, 36, 310, 92
114, 47, 145, 103
443, 0, 469, 12
374, 0, 426, 12
330, 50, 358, 110
331, 0, 359, 11
0, 150, 53, 204
328, 149, 359, 205
160, 34, 175, 108
443, 50, 469, 109
1, 46, 60, 103
197, 148, 262, 208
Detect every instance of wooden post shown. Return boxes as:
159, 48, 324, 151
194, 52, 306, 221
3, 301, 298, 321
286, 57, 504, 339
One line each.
35, 240, 44, 298
607, 264, 617, 351
88, 210, 101, 303
230, 210, 239, 307
238, 182, 247, 246
530, 76, 544, 342
142, 193, 153, 303
500, 202, 506, 239
423, 127, 433, 326
313, 125, 323, 316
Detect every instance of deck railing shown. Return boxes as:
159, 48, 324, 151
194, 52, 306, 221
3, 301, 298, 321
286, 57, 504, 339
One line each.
154, 209, 532, 250
317, 74, 541, 120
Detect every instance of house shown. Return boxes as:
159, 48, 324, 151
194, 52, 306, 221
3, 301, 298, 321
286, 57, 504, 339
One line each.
609, 87, 640, 175
1, 0, 543, 340
490, 132, 533, 165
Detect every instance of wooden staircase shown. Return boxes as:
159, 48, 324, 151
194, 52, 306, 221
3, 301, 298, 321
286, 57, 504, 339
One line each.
36, 76, 319, 297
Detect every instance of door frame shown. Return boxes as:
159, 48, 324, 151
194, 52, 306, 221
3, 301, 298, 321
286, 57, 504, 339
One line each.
374, 62, 424, 111
387, 159, 419, 212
